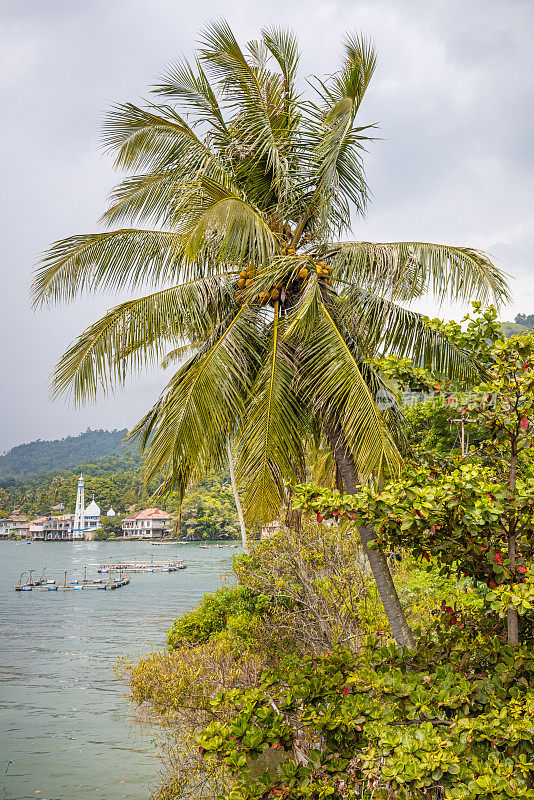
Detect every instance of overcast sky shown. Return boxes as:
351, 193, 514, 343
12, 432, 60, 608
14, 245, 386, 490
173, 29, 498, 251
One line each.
1, 0, 532, 452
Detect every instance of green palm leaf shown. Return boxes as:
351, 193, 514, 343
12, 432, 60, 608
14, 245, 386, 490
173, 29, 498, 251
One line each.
129, 302, 263, 502
50, 277, 235, 402
237, 302, 306, 524
339, 286, 481, 379
32, 229, 189, 306
333, 241, 511, 305
288, 287, 402, 479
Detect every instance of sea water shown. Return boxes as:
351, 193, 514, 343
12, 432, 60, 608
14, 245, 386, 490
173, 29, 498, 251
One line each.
0, 540, 238, 800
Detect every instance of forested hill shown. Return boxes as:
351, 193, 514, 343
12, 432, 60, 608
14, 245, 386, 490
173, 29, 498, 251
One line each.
0, 428, 129, 480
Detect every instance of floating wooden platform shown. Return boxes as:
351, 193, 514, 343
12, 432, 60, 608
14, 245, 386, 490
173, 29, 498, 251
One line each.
199, 544, 238, 549
96, 560, 186, 573
15, 577, 130, 591
14, 567, 131, 592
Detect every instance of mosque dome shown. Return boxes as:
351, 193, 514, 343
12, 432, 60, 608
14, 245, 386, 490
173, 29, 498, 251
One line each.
85, 499, 101, 517
106, 507, 116, 517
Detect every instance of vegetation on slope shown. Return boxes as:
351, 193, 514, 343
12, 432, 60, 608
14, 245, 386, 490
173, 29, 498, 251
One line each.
0, 428, 128, 480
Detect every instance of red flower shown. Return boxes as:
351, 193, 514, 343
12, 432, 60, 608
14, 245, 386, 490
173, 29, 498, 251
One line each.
332, 509, 340, 517
341, 685, 351, 696
316, 513, 324, 523
518, 566, 527, 574
520, 417, 529, 431
494, 552, 503, 565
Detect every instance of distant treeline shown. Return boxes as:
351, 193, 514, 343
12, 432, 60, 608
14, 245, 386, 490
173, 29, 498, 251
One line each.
0, 428, 129, 480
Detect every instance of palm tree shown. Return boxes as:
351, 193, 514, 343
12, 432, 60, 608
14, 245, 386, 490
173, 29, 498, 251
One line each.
32, 22, 509, 648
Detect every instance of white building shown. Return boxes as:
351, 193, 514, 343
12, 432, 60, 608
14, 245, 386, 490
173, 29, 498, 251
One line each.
28, 517, 47, 539
122, 508, 171, 539
0, 514, 29, 538
84, 498, 101, 535
42, 514, 75, 540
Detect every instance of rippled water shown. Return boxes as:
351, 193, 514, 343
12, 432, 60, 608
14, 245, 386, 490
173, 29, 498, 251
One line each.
0, 540, 238, 800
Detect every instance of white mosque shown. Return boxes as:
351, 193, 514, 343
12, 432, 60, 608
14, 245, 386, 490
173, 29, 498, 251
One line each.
71, 474, 115, 540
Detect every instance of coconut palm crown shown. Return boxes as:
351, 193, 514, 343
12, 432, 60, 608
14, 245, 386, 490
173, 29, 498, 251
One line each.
33, 21, 509, 528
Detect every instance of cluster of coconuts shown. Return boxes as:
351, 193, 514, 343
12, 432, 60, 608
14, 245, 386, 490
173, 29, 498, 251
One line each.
236, 263, 282, 306
235, 253, 333, 307
296, 260, 333, 286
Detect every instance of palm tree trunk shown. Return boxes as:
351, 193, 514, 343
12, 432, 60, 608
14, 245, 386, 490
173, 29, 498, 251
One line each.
227, 439, 248, 552
324, 422, 415, 651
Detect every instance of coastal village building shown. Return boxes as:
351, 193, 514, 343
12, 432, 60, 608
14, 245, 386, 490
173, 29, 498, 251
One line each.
122, 508, 171, 539
28, 517, 47, 539
0, 514, 29, 538
84, 498, 102, 534
260, 520, 285, 540
42, 514, 75, 540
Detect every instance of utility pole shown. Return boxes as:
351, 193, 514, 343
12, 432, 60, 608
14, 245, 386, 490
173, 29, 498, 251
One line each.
449, 408, 475, 457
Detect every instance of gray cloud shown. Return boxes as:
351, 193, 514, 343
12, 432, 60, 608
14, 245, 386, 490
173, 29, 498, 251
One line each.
1, 0, 532, 451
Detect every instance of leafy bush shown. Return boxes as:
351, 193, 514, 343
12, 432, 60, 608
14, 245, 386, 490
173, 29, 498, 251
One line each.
167, 586, 272, 651
197, 621, 534, 799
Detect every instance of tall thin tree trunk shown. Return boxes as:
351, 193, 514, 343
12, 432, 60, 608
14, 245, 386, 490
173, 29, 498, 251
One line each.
324, 422, 415, 651
507, 434, 519, 646
227, 439, 248, 552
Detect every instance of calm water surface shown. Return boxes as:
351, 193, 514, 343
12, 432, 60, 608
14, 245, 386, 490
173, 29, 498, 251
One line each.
0, 540, 238, 800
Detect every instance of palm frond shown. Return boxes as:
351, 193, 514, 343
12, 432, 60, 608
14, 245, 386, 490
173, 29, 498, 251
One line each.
261, 26, 300, 97
100, 170, 184, 226
181, 175, 278, 264
338, 287, 481, 380
292, 36, 377, 244
129, 303, 264, 503
101, 103, 234, 188
50, 277, 234, 403
32, 229, 189, 306
333, 241, 511, 306
236, 302, 306, 524
153, 55, 228, 137
199, 20, 295, 200
289, 292, 402, 479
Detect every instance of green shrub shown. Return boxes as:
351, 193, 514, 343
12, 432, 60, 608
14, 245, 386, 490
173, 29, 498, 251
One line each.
167, 586, 271, 650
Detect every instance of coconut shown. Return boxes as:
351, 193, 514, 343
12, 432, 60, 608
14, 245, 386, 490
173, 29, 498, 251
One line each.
270, 289, 280, 300
298, 267, 308, 279
245, 278, 253, 287
237, 278, 246, 289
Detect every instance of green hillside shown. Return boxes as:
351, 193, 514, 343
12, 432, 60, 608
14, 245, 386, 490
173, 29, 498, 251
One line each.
500, 321, 529, 338
0, 428, 129, 480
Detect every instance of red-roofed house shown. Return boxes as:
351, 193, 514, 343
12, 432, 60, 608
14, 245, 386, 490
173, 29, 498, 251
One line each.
122, 508, 171, 539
